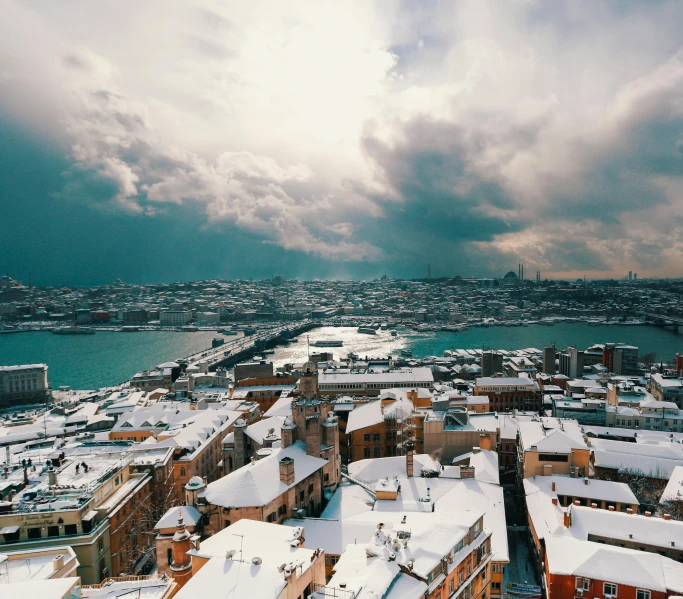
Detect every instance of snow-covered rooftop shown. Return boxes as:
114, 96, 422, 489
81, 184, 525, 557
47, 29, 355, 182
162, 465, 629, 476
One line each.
201, 441, 327, 508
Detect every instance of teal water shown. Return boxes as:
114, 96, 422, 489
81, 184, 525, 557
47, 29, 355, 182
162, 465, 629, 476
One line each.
405, 323, 683, 361
0, 324, 681, 389
0, 331, 221, 389
268, 323, 683, 368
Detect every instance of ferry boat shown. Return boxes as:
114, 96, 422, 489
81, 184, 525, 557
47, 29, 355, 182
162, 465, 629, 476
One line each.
53, 326, 95, 335
390, 330, 398, 336
357, 326, 377, 335
312, 340, 344, 347
400, 348, 413, 357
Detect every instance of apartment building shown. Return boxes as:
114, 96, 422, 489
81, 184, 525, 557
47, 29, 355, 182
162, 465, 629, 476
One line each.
195, 399, 340, 535
0, 364, 50, 408
474, 377, 542, 412
159, 310, 193, 326
545, 537, 683, 599
650, 374, 683, 408
317, 367, 434, 397
173, 520, 326, 599
517, 418, 590, 479
0, 449, 152, 583
317, 446, 508, 599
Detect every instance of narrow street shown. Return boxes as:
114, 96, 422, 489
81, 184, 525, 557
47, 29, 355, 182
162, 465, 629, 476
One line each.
503, 485, 541, 589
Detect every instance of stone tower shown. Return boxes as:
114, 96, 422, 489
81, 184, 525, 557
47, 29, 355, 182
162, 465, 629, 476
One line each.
298, 360, 318, 400
170, 511, 193, 588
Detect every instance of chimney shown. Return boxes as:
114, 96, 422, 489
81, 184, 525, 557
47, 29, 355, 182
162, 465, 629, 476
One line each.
552, 498, 558, 506
53, 555, 65, 571
460, 466, 475, 479
279, 457, 295, 485
234, 419, 247, 469
627, 508, 633, 515
479, 433, 492, 452
645, 511, 652, 517
406, 442, 415, 478
563, 510, 571, 528
608, 505, 615, 511
664, 514, 671, 521
584, 478, 589, 486
551, 481, 556, 492
48, 467, 57, 486
591, 503, 597, 509
281, 419, 297, 449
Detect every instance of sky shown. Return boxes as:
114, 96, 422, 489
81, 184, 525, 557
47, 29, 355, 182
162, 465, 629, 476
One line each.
1, 0, 683, 285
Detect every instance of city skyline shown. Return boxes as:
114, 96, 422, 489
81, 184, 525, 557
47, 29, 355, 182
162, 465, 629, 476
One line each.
2, 1, 683, 285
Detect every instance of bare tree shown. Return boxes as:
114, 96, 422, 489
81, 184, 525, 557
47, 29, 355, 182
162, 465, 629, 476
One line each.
602, 465, 669, 514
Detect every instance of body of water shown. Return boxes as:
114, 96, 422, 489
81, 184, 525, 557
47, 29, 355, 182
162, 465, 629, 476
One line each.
0, 331, 226, 389
0, 324, 681, 389
269, 323, 683, 367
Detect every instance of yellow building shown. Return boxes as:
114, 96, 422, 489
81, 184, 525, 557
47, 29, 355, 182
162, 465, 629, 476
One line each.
517, 418, 590, 479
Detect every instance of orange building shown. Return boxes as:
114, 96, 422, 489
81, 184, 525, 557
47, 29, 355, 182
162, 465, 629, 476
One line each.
545, 537, 683, 599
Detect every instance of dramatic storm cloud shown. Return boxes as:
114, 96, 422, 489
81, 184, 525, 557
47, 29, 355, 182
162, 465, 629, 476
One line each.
1, 0, 683, 283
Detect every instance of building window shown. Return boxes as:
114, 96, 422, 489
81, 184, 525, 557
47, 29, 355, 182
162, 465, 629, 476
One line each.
224, 520, 231, 528
492, 563, 500, 573
180, 467, 186, 477
576, 578, 590, 592
324, 473, 329, 483
539, 453, 569, 462
450, 580, 454, 593
604, 583, 617, 597
364, 448, 371, 459
374, 447, 381, 458
27, 527, 41, 539
65, 524, 78, 535
373, 433, 380, 442
636, 592, 650, 599
267, 512, 277, 522
364, 434, 370, 443
156, 470, 163, 482
308, 484, 313, 494
48, 525, 59, 538
98, 538, 104, 553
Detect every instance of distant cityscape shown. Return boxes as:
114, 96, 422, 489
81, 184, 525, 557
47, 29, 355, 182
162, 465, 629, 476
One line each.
1, 271, 683, 599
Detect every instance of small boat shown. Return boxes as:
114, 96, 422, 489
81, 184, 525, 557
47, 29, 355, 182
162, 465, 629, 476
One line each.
390, 330, 398, 337
358, 327, 377, 335
400, 349, 413, 357
312, 340, 344, 347
53, 326, 95, 335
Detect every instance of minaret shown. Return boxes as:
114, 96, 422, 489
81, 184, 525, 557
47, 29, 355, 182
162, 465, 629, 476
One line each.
170, 510, 193, 588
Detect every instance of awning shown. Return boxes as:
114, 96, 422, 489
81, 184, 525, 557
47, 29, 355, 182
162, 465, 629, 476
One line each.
82, 510, 98, 521
0, 526, 20, 534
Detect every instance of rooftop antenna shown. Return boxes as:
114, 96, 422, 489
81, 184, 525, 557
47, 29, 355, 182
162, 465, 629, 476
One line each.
231, 533, 244, 562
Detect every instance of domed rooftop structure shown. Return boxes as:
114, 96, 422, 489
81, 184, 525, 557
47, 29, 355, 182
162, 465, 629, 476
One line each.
185, 476, 205, 490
